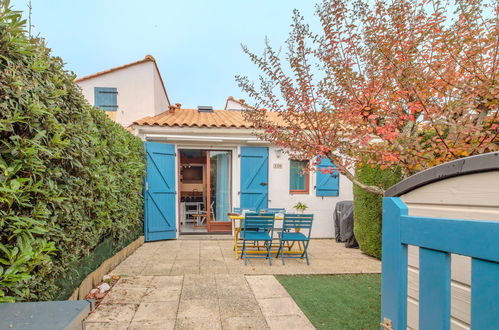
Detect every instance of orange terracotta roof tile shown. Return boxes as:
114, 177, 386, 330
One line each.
133, 108, 254, 128
133, 107, 284, 129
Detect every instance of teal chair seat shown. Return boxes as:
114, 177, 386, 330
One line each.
278, 232, 308, 241
240, 231, 272, 240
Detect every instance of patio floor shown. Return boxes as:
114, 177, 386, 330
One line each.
84, 239, 381, 329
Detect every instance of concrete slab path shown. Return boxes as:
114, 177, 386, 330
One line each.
84, 239, 380, 329
108, 239, 380, 276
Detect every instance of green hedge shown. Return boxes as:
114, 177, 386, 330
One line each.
0, 3, 145, 302
353, 164, 401, 259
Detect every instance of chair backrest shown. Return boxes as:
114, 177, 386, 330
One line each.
243, 213, 275, 231
233, 207, 256, 214
282, 214, 314, 237
259, 208, 286, 214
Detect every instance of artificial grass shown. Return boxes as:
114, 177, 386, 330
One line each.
276, 274, 381, 330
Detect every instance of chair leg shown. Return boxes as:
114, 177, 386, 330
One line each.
276, 240, 283, 259
243, 240, 247, 265
303, 240, 310, 265
281, 241, 287, 265
266, 240, 272, 266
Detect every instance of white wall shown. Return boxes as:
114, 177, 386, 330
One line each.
266, 145, 353, 238
77, 61, 169, 127
225, 98, 247, 110
153, 68, 169, 116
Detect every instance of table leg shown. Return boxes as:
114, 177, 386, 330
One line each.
233, 220, 243, 259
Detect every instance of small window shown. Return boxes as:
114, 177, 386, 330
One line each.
290, 160, 309, 194
94, 87, 118, 111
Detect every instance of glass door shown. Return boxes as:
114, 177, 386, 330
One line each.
208, 151, 232, 232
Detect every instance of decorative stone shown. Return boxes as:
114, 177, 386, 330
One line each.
98, 282, 111, 293
94, 292, 106, 299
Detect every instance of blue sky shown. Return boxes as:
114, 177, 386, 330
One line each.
11, 0, 318, 109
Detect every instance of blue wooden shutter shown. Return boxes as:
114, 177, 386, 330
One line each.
316, 157, 339, 196
94, 87, 118, 111
144, 142, 176, 241
240, 147, 268, 210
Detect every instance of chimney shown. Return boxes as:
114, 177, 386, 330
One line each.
168, 103, 182, 114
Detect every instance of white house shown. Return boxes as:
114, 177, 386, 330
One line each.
224, 96, 250, 111
75, 55, 170, 127
131, 104, 354, 240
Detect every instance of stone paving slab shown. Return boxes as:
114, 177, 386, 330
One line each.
246, 275, 314, 329
83, 274, 312, 329
85, 239, 381, 329
108, 239, 380, 277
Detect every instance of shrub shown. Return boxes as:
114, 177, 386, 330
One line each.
0, 3, 145, 302
353, 164, 401, 259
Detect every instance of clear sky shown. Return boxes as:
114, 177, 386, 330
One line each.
11, 0, 318, 109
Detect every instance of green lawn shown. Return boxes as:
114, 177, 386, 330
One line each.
276, 274, 381, 330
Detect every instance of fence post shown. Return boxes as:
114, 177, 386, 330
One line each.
471, 258, 499, 329
381, 197, 408, 329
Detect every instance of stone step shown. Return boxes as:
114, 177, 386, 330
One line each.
179, 234, 232, 240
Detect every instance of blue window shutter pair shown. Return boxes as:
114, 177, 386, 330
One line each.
94, 87, 118, 111
316, 157, 339, 196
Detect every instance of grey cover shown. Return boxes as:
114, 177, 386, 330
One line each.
333, 201, 358, 248
0, 300, 93, 330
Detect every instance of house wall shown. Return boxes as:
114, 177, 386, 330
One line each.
138, 127, 354, 238
266, 145, 353, 238
225, 98, 247, 110
400, 171, 499, 330
77, 61, 169, 127
153, 67, 169, 116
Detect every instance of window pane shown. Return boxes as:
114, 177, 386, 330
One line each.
210, 151, 231, 221
290, 160, 307, 191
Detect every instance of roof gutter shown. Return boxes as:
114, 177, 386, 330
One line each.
144, 134, 269, 144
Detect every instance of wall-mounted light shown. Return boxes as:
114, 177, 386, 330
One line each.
275, 148, 284, 158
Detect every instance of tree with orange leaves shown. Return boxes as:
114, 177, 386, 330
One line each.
237, 0, 498, 195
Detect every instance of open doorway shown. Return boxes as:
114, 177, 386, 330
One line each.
179, 149, 232, 234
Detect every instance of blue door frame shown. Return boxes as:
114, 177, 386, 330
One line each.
381, 197, 499, 330
144, 142, 176, 241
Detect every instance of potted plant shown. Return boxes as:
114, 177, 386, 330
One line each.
293, 202, 308, 213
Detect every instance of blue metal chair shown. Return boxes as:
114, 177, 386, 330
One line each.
241, 213, 275, 265
233, 207, 256, 214
259, 208, 286, 214
276, 214, 314, 265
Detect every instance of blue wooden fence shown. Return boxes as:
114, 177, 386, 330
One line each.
381, 197, 499, 330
